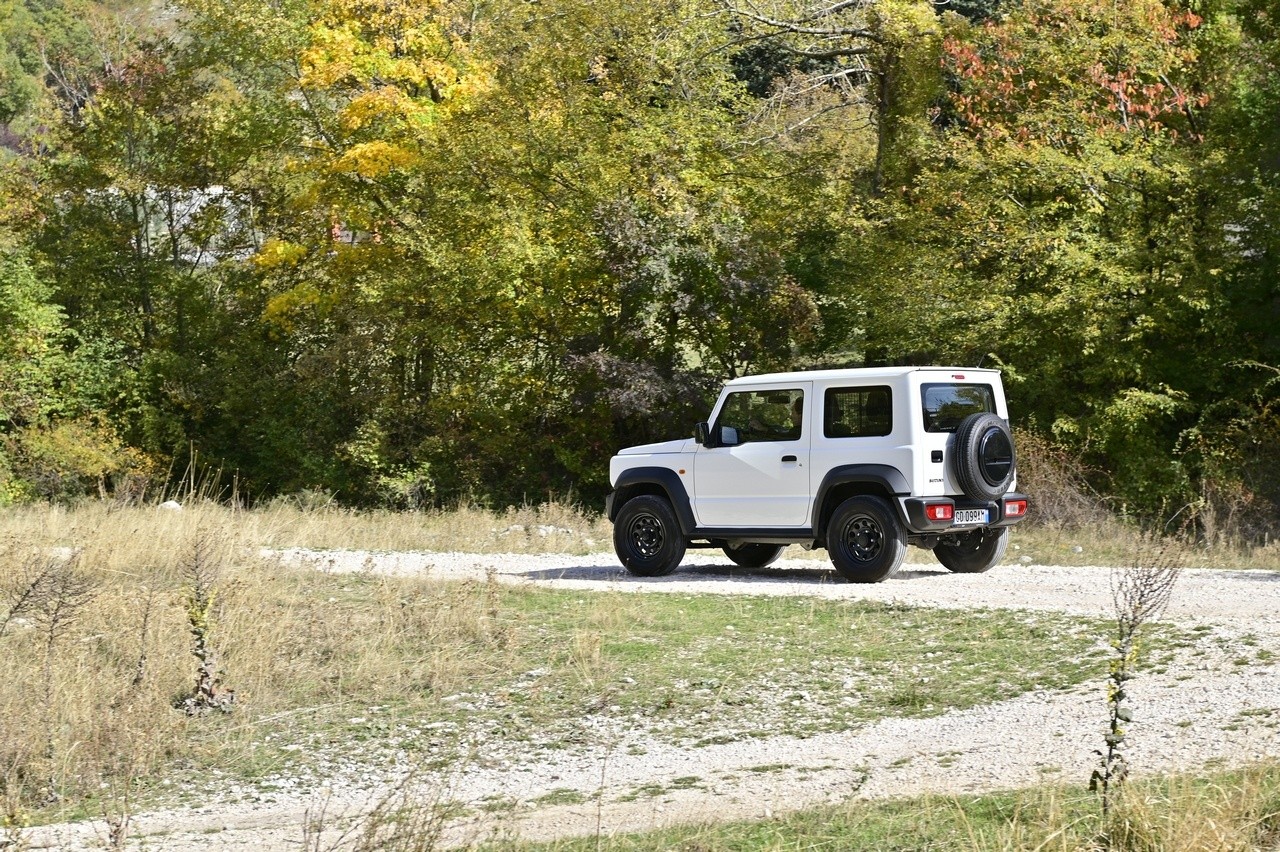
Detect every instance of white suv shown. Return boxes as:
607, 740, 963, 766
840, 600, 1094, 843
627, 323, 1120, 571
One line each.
605, 367, 1028, 582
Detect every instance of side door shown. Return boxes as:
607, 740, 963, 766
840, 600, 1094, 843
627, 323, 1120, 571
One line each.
691, 383, 813, 528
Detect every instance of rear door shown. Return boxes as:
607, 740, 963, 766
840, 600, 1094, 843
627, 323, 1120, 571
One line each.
917, 375, 1001, 496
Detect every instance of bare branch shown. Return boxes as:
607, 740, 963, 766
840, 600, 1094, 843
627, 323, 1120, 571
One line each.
781, 44, 874, 59
717, 0, 879, 40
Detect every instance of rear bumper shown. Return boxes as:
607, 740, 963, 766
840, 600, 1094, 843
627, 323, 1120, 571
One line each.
903, 492, 1029, 533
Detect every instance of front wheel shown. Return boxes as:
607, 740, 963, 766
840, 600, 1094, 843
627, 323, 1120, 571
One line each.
827, 496, 906, 583
722, 543, 786, 568
935, 528, 1009, 574
613, 495, 686, 577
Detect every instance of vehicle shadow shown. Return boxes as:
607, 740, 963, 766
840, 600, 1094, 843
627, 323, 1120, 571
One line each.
521, 561, 947, 585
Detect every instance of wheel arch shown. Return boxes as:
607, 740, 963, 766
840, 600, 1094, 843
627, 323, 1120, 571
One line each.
608, 467, 696, 535
813, 465, 910, 542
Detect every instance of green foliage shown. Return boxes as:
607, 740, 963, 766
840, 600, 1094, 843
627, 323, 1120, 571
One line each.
0, 0, 1276, 519
0, 249, 152, 503
3, 420, 141, 503
829, 0, 1276, 519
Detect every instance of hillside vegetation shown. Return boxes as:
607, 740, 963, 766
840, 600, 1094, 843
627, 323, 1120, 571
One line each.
0, 0, 1278, 535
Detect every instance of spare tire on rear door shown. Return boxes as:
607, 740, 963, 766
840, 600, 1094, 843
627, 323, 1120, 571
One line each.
953, 412, 1016, 501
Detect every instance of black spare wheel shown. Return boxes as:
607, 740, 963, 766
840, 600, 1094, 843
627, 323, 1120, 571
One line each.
953, 412, 1016, 501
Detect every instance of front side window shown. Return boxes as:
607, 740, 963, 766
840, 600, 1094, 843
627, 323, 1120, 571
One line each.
921, 383, 996, 432
716, 389, 804, 444
824, 386, 893, 438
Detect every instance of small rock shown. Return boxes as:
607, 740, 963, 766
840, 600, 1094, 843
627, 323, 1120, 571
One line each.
159, 500, 183, 511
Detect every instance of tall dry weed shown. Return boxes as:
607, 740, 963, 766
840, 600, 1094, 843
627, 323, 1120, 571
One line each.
1091, 535, 1183, 820
1013, 429, 1112, 529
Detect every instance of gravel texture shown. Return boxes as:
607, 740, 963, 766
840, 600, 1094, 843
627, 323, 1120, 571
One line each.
26, 550, 1280, 850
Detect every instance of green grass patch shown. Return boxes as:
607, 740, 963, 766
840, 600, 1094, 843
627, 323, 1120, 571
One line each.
509, 764, 1280, 851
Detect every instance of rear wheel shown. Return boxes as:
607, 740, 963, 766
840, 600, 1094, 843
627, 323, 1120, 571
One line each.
722, 543, 786, 568
936, 527, 1009, 574
613, 495, 686, 577
827, 496, 906, 583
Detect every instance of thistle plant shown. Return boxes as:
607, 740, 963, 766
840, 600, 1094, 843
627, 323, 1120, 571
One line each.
178, 533, 236, 715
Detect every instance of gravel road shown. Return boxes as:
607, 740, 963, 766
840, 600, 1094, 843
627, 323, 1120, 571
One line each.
27, 550, 1280, 850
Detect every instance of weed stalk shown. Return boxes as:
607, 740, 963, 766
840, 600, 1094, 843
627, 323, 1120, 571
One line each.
1090, 534, 1183, 819
29, 557, 94, 804
178, 533, 235, 715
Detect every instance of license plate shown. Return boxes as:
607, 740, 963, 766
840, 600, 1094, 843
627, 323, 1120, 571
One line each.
954, 509, 989, 525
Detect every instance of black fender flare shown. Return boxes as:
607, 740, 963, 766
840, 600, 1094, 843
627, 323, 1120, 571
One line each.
812, 464, 911, 537
608, 467, 697, 535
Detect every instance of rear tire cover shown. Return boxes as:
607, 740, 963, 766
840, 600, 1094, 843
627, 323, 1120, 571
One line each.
953, 412, 1016, 501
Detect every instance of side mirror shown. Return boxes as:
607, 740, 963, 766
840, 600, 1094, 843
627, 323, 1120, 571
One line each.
695, 422, 741, 448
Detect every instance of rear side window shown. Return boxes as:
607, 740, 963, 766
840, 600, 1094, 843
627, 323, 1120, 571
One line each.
824, 386, 893, 438
921, 383, 996, 433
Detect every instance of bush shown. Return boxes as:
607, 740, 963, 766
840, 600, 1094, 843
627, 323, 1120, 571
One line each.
1013, 429, 1112, 529
3, 420, 156, 504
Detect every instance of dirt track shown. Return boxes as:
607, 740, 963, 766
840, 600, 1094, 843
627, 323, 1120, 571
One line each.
27, 551, 1280, 850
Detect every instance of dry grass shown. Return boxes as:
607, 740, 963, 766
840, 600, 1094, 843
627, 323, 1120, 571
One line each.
1016, 770, 1280, 852
0, 502, 529, 825
250, 500, 614, 554
0, 498, 612, 556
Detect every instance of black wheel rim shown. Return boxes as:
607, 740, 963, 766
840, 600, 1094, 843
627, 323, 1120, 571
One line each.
628, 513, 664, 559
841, 514, 882, 562
978, 429, 1014, 485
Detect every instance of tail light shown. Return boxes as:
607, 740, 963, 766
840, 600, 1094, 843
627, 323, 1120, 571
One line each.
1004, 498, 1028, 518
925, 503, 954, 522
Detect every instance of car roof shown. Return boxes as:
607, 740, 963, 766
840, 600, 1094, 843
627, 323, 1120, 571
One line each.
724, 366, 1000, 386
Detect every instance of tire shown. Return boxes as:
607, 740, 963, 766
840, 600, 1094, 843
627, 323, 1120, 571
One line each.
722, 543, 786, 568
953, 413, 1016, 501
936, 527, 1009, 574
613, 495, 686, 577
827, 495, 907, 583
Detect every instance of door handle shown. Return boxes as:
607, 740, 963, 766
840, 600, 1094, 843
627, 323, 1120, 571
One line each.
781, 455, 797, 463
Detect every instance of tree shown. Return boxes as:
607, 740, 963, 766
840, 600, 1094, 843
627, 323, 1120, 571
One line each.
837, 0, 1244, 516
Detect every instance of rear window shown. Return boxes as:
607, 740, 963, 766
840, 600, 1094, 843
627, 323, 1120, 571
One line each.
921, 384, 996, 433
824, 386, 893, 438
